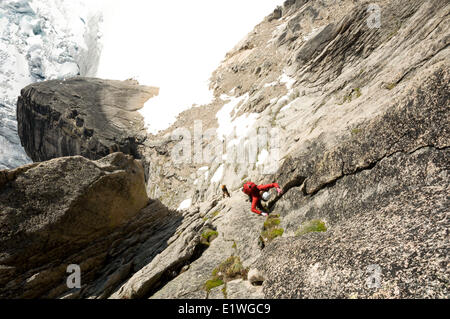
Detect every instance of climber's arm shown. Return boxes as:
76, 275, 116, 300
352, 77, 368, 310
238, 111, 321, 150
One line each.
258, 183, 280, 191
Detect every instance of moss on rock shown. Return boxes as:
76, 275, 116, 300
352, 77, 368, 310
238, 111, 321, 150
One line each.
204, 255, 248, 292
204, 278, 224, 292
200, 229, 219, 246
261, 214, 284, 245
295, 219, 327, 237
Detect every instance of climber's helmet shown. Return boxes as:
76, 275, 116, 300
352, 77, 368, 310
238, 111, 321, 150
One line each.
243, 182, 257, 195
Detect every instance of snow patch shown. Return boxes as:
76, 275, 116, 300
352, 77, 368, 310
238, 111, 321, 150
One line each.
264, 80, 278, 88
280, 72, 296, 90
216, 93, 250, 139
220, 93, 230, 100
256, 149, 269, 166
211, 164, 224, 184
177, 198, 192, 211
140, 87, 215, 135
280, 99, 297, 112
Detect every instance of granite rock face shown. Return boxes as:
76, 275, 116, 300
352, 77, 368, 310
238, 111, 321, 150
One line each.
130, 68, 447, 300
113, 196, 267, 300
17, 77, 159, 163
259, 146, 449, 299
253, 68, 449, 299
0, 152, 183, 299
7, 0, 450, 299
133, 0, 448, 299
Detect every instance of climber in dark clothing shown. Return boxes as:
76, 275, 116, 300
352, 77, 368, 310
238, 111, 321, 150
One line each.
221, 185, 231, 198
242, 181, 282, 216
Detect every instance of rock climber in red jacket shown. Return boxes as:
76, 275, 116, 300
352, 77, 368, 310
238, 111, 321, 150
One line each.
242, 181, 283, 216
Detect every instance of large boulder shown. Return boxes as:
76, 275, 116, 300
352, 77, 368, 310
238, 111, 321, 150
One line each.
17, 77, 159, 162
0, 152, 152, 298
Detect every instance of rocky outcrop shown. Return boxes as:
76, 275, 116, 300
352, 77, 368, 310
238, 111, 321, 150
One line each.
252, 70, 449, 299
0, 152, 185, 299
0, 0, 103, 170
112, 196, 267, 299
119, 0, 447, 299
8, 0, 450, 299
110, 205, 212, 299
137, 0, 450, 211
17, 78, 159, 163
258, 146, 449, 299
108, 68, 447, 300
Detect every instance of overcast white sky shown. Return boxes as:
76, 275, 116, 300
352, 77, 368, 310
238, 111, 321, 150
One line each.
96, 0, 284, 134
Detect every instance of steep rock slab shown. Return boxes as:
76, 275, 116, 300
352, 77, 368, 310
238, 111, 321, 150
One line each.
257, 147, 449, 299
115, 196, 268, 300
139, 0, 449, 211
7, 0, 448, 300
0, 152, 151, 298
110, 206, 211, 299
65, 199, 184, 299
17, 77, 159, 162
253, 68, 449, 299
109, 1, 449, 299
274, 66, 450, 198
140, 68, 449, 299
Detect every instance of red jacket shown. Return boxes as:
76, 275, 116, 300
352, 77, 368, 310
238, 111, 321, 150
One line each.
243, 183, 280, 215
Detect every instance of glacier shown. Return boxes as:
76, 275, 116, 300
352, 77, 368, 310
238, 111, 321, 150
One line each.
0, 0, 103, 170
